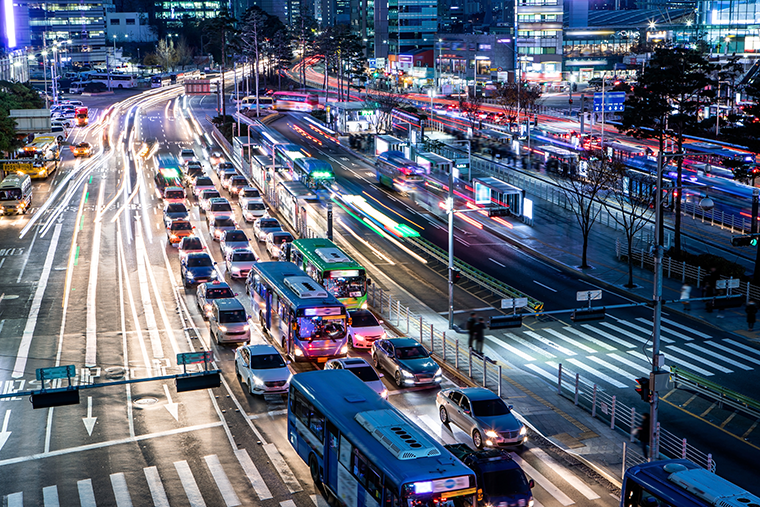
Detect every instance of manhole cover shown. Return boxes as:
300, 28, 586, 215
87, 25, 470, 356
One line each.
134, 397, 158, 407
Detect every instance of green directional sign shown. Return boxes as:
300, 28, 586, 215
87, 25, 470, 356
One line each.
177, 351, 213, 365
36, 365, 76, 381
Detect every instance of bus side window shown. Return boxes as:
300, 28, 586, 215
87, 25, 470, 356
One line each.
382, 483, 400, 507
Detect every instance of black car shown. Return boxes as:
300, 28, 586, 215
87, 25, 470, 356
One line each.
163, 202, 189, 226
180, 252, 218, 287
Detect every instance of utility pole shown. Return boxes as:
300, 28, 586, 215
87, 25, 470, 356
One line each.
447, 160, 454, 329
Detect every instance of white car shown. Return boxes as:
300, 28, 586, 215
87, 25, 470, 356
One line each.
235, 344, 292, 396
265, 231, 293, 259
242, 199, 267, 223
253, 217, 282, 242
225, 248, 258, 279
325, 357, 388, 399
348, 309, 386, 349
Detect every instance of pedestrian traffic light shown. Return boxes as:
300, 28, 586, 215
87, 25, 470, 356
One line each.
731, 235, 759, 247
569, 98, 573, 104
635, 376, 651, 402
451, 268, 462, 284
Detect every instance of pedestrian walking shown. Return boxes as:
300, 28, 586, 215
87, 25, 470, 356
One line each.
704, 282, 715, 313
466, 312, 477, 350
474, 317, 486, 354
747, 300, 758, 331
680, 283, 692, 311
637, 413, 651, 459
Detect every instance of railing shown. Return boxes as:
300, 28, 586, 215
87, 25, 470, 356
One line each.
671, 367, 760, 417
556, 364, 716, 473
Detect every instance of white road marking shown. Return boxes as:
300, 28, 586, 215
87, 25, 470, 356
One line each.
566, 358, 628, 388
524, 363, 558, 383
6, 492, 22, 507
533, 280, 558, 292
235, 449, 273, 500
666, 346, 733, 374
605, 354, 651, 376
144, 466, 170, 507
77, 478, 97, 507
110, 472, 133, 507
562, 327, 618, 351
510, 452, 575, 506
311, 494, 330, 507
627, 349, 713, 377
488, 335, 536, 361
505, 332, 557, 358
42, 485, 59, 507
723, 339, 760, 358
529, 448, 600, 499
163, 384, 180, 421
598, 322, 662, 345
684, 343, 752, 370
543, 329, 596, 353
135, 227, 164, 359
205, 454, 241, 506
705, 341, 760, 365
15, 229, 35, 283
85, 179, 106, 367
263, 442, 303, 493
13, 223, 62, 378
525, 331, 576, 356
633, 318, 693, 341
579, 324, 636, 349
489, 257, 505, 267
175, 460, 207, 507
281, 501, 297, 507
661, 317, 711, 339
586, 355, 638, 379
417, 414, 458, 444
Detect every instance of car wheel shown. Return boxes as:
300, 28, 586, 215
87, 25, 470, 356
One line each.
249, 380, 255, 396
439, 406, 449, 424
235, 363, 241, 380
472, 429, 483, 449
373, 355, 380, 369
394, 370, 402, 387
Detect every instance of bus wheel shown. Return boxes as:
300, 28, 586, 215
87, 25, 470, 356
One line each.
309, 455, 322, 486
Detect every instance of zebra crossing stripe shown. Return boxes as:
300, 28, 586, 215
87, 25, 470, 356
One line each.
280, 501, 297, 507
563, 327, 617, 351
234, 449, 273, 500
580, 324, 637, 348
204, 455, 241, 507
525, 363, 559, 383
606, 353, 651, 376
529, 448, 600, 500
684, 343, 752, 370
510, 453, 575, 506
6, 492, 22, 507
706, 341, 760, 365
600, 322, 674, 344
525, 331, 577, 356
506, 333, 557, 358
311, 494, 330, 507
77, 479, 97, 507
566, 358, 628, 388
586, 355, 639, 380
110, 473, 134, 507
263, 443, 303, 493
628, 350, 713, 377
546, 362, 598, 389
144, 466, 171, 507
723, 339, 760, 358
488, 335, 536, 361
661, 317, 711, 339
175, 460, 207, 507
544, 329, 596, 354
633, 318, 693, 341
42, 486, 59, 507
666, 346, 733, 374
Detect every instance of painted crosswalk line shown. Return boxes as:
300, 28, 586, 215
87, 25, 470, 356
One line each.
263, 442, 303, 493
77, 479, 97, 507
529, 448, 600, 500
684, 343, 753, 370
525, 363, 560, 383
632, 318, 693, 341
505, 332, 557, 358
510, 452, 574, 506
566, 358, 628, 388
543, 329, 596, 354
110, 473, 134, 507
724, 339, 760, 358
488, 335, 536, 361
311, 494, 330, 507
586, 355, 639, 380
666, 346, 733, 374
660, 317, 711, 339
144, 466, 171, 507
6, 492, 22, 507
606, 353, 651, 376
705, 341, 760, 365
175, 460, 207, 507
204, 454, 241, 507
562, 327, 618, 351
629, 349, 713, 377
525, 331, 577, 356
42, 486, 59, 507
600, 322, 674, 344
235, 449, 273, 500
580, 324, 637, 349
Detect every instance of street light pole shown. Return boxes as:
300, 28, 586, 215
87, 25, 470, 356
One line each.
447, 161, 454, 329
650, 149, 665, 461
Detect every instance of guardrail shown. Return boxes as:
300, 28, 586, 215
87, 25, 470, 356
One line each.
671, 366, 760, 417
406, 236, 544, 312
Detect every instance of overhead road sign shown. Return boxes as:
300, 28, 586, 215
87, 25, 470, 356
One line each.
593, 92, 626, 113
177, 351, 214, 365
576, 290, 602, 302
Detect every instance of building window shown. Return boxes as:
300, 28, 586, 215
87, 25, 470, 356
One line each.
126, 18, 135, 25
478, 44, 491, 50
110, 18, 120, 25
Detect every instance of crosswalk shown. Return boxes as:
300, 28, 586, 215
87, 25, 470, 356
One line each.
486, 314, 760, 389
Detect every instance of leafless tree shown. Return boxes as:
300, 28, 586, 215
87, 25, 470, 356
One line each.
365, 90, 407, 134
459, 94, 483, 129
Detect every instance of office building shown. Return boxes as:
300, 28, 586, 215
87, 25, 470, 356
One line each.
105, 10, 157, 43
516, 0, 563, 82
27, 0, 107, 65
374, 0, 438, 60
155, 0, 226, 23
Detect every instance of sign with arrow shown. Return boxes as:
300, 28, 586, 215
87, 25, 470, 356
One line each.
82, 396, 97, 436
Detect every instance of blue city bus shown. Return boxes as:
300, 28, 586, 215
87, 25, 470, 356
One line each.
294, 158, 336, 189
289, 369, 477, 507
375, 151, 425, 194
621, 459, 759, 507
246, 262, 348, 362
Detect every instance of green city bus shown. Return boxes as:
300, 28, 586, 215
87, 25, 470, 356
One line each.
289, 238, 369, 310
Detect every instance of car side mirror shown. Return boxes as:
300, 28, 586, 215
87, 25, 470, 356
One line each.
286, 360, 292, 365
247, 314, 251, 320
508, 404, 513, 410
379, 320, 384, 325
529, 479, 535, 489
378, 373, 384, 378
235, 293, 239, 296
367, 278, 372, 286
193, 226, 196, 229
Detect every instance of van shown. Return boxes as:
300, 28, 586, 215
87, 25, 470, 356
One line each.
209, 299, 250, 344
238, 96, 274, 109
0, 173, 33, 215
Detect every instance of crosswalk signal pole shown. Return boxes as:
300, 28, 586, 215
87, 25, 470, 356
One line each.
650, 151, 665, 461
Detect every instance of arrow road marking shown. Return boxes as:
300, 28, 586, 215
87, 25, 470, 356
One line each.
0, 410, 11, 452
82, 397, 97, 436
163, 385, 179, 421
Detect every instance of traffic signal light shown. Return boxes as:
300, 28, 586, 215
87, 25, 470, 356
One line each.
635, 376, 651, 402
451, 268, 462, 284
731, 235, 759, 247
488, 206, 509, 217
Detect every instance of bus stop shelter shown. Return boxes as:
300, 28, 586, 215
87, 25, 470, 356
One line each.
473, 177, 525, 218
326, 102, 378, 135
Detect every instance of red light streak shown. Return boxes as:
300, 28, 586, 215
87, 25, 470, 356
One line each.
458, 213, 483, 229
491, 216, 513, 228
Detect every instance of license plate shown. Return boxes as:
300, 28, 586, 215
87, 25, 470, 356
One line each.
317, 357, 327, 363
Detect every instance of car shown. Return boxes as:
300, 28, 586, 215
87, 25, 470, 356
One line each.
178, 148, 196, 165
228, 176, 248, 196
265, 231, 293, 259
71, 142, 91, 157
209, 298, 251, 344
163, 186, 186, 204
219, 168, 239, 190
225, 248, 258, 279
53, 118, 73, 129
241, 199, 267, 223
234, 344, 292, 395
209, 215, 238, 241
220, 229, 250, 256
192, 176, 215, 198
347, 309, 386, 349
253, 217, 282, 242
209, 149, 224, 167
371, 337, 442, 387
215, 161, 235, 177
206, 197, 234, 221
238, 187, 261, 207
180, 252, 218, 287
166, 219, 195, 246
183, 161, 204, 183
198, 190, 222, 213
163, 202, 189, 226
196, 281, 236, 319
178, 236, 205, 259
436, 387, 527, 449
325, 357, 387, 399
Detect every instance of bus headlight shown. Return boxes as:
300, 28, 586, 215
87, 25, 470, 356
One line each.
295, 349, 304, 356
361, 301, 368, 309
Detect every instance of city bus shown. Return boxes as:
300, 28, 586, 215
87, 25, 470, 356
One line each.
275, 143, 311, 173
151, 74, 172, 88
375, 151, 425, 193
275, 180, 321, 236
288, 370, 477, 507
246, 261, 348, 362
272, 91, 320, 112
620, 459, 759, 507
88, 73, 138, 89
0, 173, 33, 215
154, 154, 184, 198
289, 238, 368, 310
293, 158, 336, 189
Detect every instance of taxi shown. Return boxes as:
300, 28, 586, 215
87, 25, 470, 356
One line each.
71, 142, 92, 157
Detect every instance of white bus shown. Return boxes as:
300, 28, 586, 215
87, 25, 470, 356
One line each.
0, 173, 33, 215
88, 73, 138, 89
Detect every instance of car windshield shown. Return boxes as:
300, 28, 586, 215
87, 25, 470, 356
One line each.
242, 189, 260, 198
166, 203, 186, 213
215, 218, 235, 227
297, 316, 345, 341
180, 238, 202, 250
171, 222, 192, 231
260, 219, 280, 228
270, 233, 292, 243
232, 251, 256, 262
165, 190, 184, 199
471, 398, 510, 417
210, 203, 232, 212
226, 232, 247, 242
187, 256, 213, 267
249, 353, 286, 369
195, 177, 213, 186
202, 191, 220, 200
231, 177, 246, 185
220, 163, 233, 169
207, 287, 234, 299
247, 202, 266, 211
396, 346, 428, 360
347, 366, 380, 382
481, 469, 530, 497
350, 311, 379, 328
219, 310, 246, 323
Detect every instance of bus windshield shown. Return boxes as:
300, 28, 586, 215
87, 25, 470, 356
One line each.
297, 316, 345, 341
0, 189, 22, 200
323, 274, 366, 298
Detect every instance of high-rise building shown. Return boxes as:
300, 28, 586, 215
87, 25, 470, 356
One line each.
517, 0, 563, 82
27, 0, 107, 64
155, 0, 226, 24
374, 0, 438, 59
697, 0, 760, 53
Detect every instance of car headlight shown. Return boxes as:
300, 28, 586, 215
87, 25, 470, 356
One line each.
204, 303, 212, 311
380, 389, 388, 399
210, 272, 217, 279
219, 326, 227, 332
381, 332, 387, 339
435, 367, 443, 376
252, 375, 264, 386
243, 325, 250, 331
401, 369, 414, 378
485, 430, 499, 439
340, 344, 348, 354
186, 272, 195, 279
355, 334, 365, 341
294, 349, 304, 356
519, 425, 527, 436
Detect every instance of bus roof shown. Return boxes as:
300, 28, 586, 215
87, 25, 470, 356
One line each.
0, 174, 31, 188
292, 238, 364, 273
297, 158, 332, 172
292, 370, 475, 489
156, 153, 180, 168
250, 261, 344, 309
